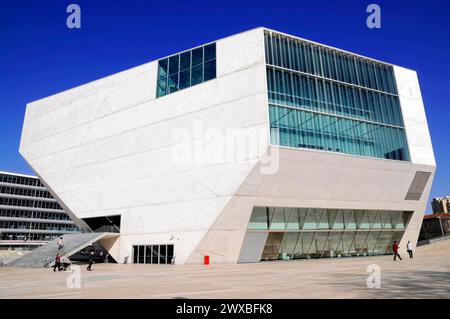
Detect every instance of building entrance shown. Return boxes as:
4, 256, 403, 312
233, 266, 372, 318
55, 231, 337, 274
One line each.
132, 244, 174, 264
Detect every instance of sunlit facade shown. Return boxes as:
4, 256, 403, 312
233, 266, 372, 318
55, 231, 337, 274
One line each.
20, 27, 435, 264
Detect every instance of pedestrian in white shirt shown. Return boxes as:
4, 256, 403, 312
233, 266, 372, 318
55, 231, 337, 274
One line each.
57, 236, 64, 251
406, 241, 414, 259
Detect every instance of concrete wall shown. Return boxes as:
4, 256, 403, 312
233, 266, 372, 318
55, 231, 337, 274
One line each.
394, 66, 435, 167
189, 146, 435, 263
20, 28, 268, 264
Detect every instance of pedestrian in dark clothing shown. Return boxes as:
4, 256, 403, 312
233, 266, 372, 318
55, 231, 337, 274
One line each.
393, 241, 402, 261
53, 253, 61, 271
407, 241, 414, 259
87, 252, 94, 271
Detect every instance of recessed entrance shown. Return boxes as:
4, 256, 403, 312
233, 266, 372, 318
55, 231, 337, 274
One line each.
132, 245, 174, 264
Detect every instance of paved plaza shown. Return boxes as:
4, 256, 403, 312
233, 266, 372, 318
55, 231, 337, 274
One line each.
1, 240, 449, 299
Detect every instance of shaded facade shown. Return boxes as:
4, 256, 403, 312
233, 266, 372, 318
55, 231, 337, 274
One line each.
20, 28, 435, 264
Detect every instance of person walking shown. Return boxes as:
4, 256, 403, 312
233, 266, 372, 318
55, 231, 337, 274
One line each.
53, 253, 61, 271
57, 236, 64, 251
393, 241, 402, 261
406, 240, 414, 259
87, 251, 94, 271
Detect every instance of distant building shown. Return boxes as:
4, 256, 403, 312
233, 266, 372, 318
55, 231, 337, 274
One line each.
419, 213, 450, 241
0, 171, 79, 255
431, 196, 450, 213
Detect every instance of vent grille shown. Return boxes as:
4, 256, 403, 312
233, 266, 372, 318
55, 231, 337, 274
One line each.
405, 171, 431, 201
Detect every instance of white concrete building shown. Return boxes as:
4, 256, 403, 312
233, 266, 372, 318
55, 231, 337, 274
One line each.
19, 28, 435, 264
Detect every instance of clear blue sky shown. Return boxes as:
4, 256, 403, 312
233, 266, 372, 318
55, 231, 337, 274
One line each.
0, 0, 449, 211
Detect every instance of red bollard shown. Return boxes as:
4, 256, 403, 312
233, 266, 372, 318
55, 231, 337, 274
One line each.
204, 255, 210, 265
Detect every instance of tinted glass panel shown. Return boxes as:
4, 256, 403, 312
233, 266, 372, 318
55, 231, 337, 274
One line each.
158, 59, 168, 78
157, 76, 167, 97
138, 245, 144, 263
204, 60, 216, 82
169, 55, 179, 75
192, 47, 203, 66
167, 245, 174, 263
248, 207, 269, 230
145, 245, 152, 264
204, 43, 216, 61
168, 73, 178, 93
151, 246, 158, 264
156, 43, 216, 97
191, 64, 203, 85
179, 70, 190, 90
133, 246, 138, 264
180, 51, 191, 71
159, 245, 167, 264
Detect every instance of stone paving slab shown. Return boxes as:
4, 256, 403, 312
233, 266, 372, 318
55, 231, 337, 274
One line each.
0, 241, 449, 299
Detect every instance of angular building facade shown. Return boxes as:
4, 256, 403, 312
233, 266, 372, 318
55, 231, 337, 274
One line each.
19, 28, 435, 264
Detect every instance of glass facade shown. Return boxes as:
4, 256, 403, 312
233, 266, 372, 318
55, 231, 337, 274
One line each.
247, 206, 412, 261
0, 197, 63, 210
0, 172, 78, 242
0, 173, 45, 187
156, 43, 216, 98
264, 31, 410, 161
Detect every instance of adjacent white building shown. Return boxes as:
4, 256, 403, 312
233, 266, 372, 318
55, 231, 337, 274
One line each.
0, 171, 78, 260
19, 27, 435, 264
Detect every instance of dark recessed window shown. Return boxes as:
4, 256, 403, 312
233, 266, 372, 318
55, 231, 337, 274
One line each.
191, 64, 203, 86
168, 73, 179, 93
168, 55, 179, 75
179, 69, 191, 90
156, 42, 216, 98
180, 51, 191, 71
204, 60, 216, 81
204, 43, 216, 61
158, 59, 168, 78
191, 47, 203, 66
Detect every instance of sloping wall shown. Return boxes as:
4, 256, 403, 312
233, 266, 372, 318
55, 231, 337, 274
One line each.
20, 28, 269, 264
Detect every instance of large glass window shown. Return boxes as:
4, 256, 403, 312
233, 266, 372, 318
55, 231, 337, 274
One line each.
264, 31, 410, 162
156, 43, 216, 98
245, 206, 413, 261
265, 31, 397, 94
